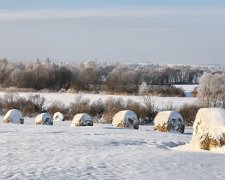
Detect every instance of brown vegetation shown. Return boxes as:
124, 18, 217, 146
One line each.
178, 104, 202, 126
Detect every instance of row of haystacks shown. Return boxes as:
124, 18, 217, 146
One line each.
2, 109, 92, 127
3, 107, 225, 151
2, 109, 137, 129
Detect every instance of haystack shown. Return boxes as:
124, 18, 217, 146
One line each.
112, 110, 139, 129
3, 109, 24, 124
71, 113, 93, 127
35, 113, 53, 125
191, 108, 225, 150
154, 111, 185, 133
53, 112, 64, 121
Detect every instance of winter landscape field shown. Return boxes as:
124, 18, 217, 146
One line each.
1, 120, 225, 180
0, 86, 225, 179
1, 0, 225, 179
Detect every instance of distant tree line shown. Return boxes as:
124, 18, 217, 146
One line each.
0, 58, 203, 94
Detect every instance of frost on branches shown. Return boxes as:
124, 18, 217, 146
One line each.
198, 73, 225, 108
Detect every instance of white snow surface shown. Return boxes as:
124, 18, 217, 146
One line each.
0, 92, 196, 108
1, 119, 225, 179
53, 112, 64, 121
35, 113, 53, 125
191, 108, 225, 146
3, 109, 23, 124
112, 110, 139, 129
71, 113, 93, 127
154, 111, 183, 126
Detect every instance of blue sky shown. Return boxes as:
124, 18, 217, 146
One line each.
1, 0, 225, 9
0, 0, 225, 64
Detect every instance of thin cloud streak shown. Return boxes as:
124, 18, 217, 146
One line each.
0, 7, 225, 21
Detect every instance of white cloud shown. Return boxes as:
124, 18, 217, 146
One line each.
0, 7, 225, 21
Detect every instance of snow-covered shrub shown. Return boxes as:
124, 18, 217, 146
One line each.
150, 85, 184, 97
101, 97, 126, 124
71, 113, 93, 127
89, 98, 104, 117
53, 112, 64, 121
154, 111, 185, 133
126, 99, 156, 124
35, 113, 53, 125
112, 110, 139, 129
191, 108, 225, 150
69, 95, 91, 119
0, 92, 45, 117
22, 94, 46, 116
48, 101, 68, 119
179, 104, 201, 126
3, 109, 24, 124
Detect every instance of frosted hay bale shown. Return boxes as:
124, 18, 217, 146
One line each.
191, 108, 225, 150
53, 112, 64, 121
3, 109, 24, 124
154, 111, 185, 133
112, 110, 139, 129
71, 113, 93, 127
35, 113, 53, 125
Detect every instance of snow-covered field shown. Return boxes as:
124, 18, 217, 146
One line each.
1, 119, 224, 180
0, 92, 196, 109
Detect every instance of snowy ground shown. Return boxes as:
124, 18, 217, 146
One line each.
0, 92, 196, 109
1, 119, 224, 180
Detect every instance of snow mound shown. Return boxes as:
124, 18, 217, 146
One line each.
112, 110, 139, 129
191, 108, 225, 150
35, 113, 53, 125
53, 112, 64, 121
154, 111, 185, 133
71, 113, 93, 127
3, 109, 24, 124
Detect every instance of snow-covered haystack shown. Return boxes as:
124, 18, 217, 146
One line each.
191, 108, 225, 150
154, 111, 185, 133
53, 112, 64, 121
112, 110, 139, 129
35, 113, 53, 125
71, 113, 93, 127
3, 109, 24, 124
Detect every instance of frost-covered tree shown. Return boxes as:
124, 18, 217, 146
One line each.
138, 82, 149, 95
198, 73, 225, 107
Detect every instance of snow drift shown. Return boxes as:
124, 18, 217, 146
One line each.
3, 109, 24, 124
191, 108, 225, 150
53, 112, 64, 121
71, 113, 93, 127
154, 111, 185, 133
35, 113, 53, 125
112, 110, 139, 129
